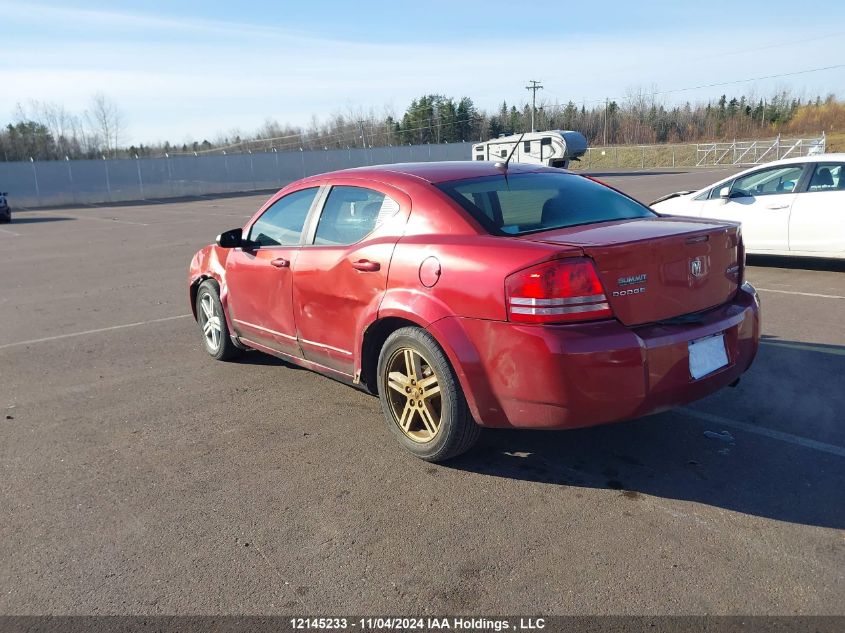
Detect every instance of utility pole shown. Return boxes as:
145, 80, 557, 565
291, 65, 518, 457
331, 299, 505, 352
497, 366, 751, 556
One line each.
357, 119, 366, 148
525, 80, 543, 132
604, 98, 609, 146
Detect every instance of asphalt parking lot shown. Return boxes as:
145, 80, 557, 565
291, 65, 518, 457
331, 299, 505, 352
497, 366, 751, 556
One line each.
1, 167, 843, 615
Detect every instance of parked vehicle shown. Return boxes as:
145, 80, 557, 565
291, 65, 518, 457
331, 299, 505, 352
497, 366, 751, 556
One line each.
651, 154, 845, 259
472, 130, 587, 168
0, 192, 10, 223
189, 162, 760, 461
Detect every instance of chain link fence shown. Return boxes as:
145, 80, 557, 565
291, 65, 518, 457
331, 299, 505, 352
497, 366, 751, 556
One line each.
1, 136, 825, 208
0, 142, 473, 208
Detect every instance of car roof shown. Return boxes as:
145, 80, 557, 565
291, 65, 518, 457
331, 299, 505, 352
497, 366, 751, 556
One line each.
756, 152, 845, 165
299, 160, 556, 185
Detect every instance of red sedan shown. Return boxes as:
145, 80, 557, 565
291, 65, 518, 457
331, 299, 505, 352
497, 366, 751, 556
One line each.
189, 162, 760, 461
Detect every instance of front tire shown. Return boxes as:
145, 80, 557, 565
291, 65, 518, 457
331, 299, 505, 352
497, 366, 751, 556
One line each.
195, 280, 241, 361
377, 327, 480, 462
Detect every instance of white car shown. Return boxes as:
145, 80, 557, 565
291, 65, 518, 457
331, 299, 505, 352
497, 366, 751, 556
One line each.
651, 154, 845, 259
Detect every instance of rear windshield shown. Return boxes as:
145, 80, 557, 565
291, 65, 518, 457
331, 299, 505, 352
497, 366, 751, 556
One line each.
437, 172, 654, 235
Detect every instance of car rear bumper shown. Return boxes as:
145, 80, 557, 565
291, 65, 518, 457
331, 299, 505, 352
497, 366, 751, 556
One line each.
429, 282, 760, 429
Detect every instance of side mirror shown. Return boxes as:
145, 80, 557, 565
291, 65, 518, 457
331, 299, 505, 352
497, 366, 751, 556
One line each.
719, 186, 731, 203
216, 228, 243, 248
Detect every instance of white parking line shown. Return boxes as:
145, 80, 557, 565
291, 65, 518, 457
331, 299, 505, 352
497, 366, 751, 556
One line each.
757, 288, 844, 299
679, 407, 845, 458
0, 314, 192, 350
0, 226, 21, 236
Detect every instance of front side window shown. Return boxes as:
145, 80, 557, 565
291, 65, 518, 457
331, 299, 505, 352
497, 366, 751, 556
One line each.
731, 165, 804, 197
438, 172, 654, 235
710, 184, 730, 200
807, 163, 843, 191
313, 186, 400, 246
693, 186, 726, 201
248, 187, 319, 247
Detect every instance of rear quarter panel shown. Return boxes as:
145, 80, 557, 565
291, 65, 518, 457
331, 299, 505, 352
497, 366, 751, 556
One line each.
380, 183, 582, 324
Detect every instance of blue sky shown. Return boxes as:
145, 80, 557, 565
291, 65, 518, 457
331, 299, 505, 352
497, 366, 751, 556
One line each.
4, 0, 844, 144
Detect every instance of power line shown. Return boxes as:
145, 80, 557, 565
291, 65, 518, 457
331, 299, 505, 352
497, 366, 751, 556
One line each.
692, 31, 845, 63
186, 103, 478, 154
545, 63, 845, 108
167, 111, 483, 156
171, 63, 844, 156
653, 64, 845, 97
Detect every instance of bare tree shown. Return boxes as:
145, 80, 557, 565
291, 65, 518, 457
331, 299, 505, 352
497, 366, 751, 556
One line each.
27, 100, 81, 158
86, 93, 126, 158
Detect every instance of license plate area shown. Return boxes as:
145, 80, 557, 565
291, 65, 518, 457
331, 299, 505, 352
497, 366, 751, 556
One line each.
688, 333, 728, 380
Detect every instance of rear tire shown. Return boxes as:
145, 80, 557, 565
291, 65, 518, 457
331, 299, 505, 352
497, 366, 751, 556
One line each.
377, 327, 480, 462
195, 280, 241, 361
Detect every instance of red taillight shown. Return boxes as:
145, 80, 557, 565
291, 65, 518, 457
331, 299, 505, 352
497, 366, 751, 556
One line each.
505, 258, 613, 324
727, 228, 745, 285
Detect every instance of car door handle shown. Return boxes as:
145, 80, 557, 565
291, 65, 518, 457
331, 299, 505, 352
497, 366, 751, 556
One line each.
270, 257, 290, 268
352, 259, 380, 272
766, 203, 789, 210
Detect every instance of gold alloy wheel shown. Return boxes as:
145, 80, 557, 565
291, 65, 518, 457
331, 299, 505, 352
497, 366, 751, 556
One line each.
384, 347, 442, 443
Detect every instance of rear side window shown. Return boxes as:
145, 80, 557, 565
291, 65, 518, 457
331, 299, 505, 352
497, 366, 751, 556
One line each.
437, 172, 654, 235
249, 187, 318, 247
709, 185, 728, 200
807, 163, 843, 191
313, 186, 400, 246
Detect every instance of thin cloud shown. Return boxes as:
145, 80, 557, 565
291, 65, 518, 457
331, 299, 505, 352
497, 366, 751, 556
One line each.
3, 0, 842, 143
0, 0, 326, 42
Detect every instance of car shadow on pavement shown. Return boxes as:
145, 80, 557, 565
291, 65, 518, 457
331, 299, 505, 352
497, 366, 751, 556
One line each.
230, 350, 302, 368
12, 189, 279, 212
584, 170, 688, 177
447, 336, 845, 530
6, 216, 76, 224
748, 255, 845, 272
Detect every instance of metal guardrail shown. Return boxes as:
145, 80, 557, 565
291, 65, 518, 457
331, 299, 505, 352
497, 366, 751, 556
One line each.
567, 134, 828, 172
695, 134, 826, 166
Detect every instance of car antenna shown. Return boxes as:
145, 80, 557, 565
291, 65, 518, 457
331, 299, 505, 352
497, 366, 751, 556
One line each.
495, 132, 526, 172
495, 132, 526, 190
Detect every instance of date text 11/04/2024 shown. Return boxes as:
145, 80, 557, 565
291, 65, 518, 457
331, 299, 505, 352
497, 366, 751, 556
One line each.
290, 617, 547, 630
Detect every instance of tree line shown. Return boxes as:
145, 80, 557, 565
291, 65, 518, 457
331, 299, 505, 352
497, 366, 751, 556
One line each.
1, 94, 126, 162
1, 90, 841, 162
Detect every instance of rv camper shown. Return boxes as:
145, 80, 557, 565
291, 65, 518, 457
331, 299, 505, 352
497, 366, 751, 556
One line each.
472, 130, 588, 168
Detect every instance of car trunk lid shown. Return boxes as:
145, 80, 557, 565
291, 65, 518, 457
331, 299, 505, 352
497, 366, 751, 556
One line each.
519, 217, 742, 326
